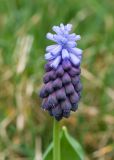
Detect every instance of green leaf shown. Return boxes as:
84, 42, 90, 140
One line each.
43, 143, 53, 160
43, 126, 84, 160
61, 126, 84, 160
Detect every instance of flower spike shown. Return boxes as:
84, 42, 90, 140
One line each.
39, 24, 83, 121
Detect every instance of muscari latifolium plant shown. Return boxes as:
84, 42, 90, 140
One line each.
39, 24, 84, 160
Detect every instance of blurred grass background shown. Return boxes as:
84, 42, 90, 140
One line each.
0, 0, 114, 159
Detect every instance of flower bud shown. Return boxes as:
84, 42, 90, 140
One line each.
61, 98, 71, 110
70, 92, 79, 104
71, 76, 80, 86
68, 67, 81, 77
43, 73, 50, 83
56, 65, 64, 77
53, 78, 62, 89
48, 70, 57, 80
62, 59, 71, 71
62, 72, 71, 85
42, 98, 49, 109
71, 103, 78, 111
56, 88, 66, 100
61, 98, 71, 118
65, 83, 75, 95
47, 93, 58, 108
52, 105, 62, 119
39, 86, 48, 98
45, 63, 52, 72
74, 82, 82, 92
45, 81, 54, 94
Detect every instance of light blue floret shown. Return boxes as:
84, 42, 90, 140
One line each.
45, 23, 83, 69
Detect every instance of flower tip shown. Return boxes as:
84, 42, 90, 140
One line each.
60, 23, 64, 27
66, 24, 72, 31
45, 23, 82, 69
46, 33, 54, 41
76, 35, 81, 40
60, 23, 65, 30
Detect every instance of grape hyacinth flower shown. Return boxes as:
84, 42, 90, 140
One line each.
39, 23, 83, 121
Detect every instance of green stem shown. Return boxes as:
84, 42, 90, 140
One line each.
53, 119, 60, 160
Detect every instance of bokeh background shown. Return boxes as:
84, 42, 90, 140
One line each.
0, 0, 114, 159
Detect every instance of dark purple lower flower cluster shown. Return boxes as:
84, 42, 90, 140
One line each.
39, 59, 82, 121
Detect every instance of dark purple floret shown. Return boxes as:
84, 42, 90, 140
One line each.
61, 98, 71, 110
62, 59, 71, 71
65, 83, 75, 95
39, 86, 48, 98
74, 82, 83, 92
63, 110, 70, 118
52, 105, 63, 121
53, 78, 62, 89
71, 76, 80, 86
56, 65, 64, 77
49, 70, 57, 80
42, 98, 49, 109
52, 105, 62, 117
70, 92, 79, 104
47, 93, 58, 107
43, 73, 50, 83
61, 99, 71, 118
45, 81, 54, 94
62, 72, 71, 85
68, 67, 81, 77
56, 88, 66, 100
71, 103, 78, 111
45, 63, 52, 72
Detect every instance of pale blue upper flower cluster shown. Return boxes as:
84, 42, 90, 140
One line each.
45, 23, 82, 69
